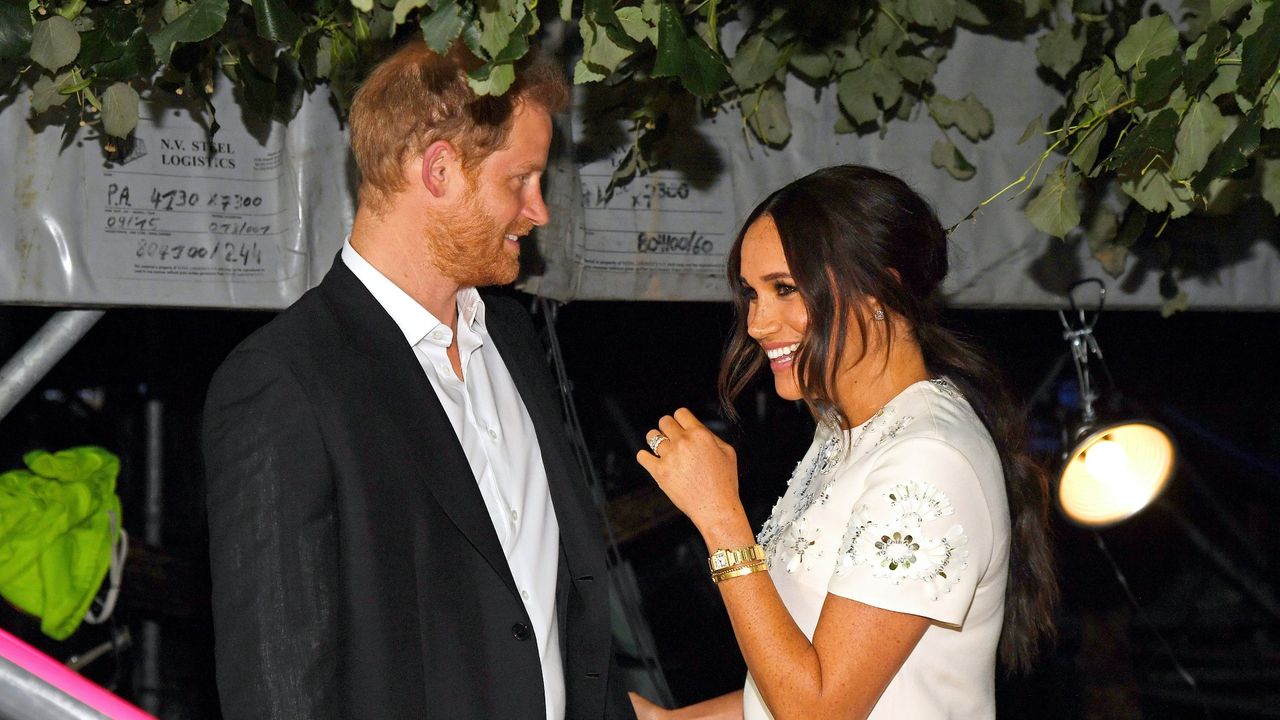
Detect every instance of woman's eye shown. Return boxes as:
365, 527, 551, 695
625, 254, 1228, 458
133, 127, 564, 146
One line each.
775, 283, 797, 296
739, 286, 757, 301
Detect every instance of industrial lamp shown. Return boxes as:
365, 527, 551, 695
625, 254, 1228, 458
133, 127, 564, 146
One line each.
1055, 280, 1177, 528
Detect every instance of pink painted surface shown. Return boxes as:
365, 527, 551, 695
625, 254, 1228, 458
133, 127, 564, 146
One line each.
0, 627, 154, 719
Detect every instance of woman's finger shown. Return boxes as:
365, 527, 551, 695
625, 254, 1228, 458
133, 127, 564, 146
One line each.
636, 449, 658, 475
672, 407, 703, 430
644, 430, 670, 457
657, 414, 682, 438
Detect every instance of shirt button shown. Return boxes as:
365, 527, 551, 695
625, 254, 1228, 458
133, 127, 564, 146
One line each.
510, 509, 519, 523
521, 590, 529, 601
488, 428, 498, 440
511, 623, 531, 641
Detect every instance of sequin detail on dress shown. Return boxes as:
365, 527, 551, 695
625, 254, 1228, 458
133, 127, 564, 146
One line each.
835, 479, 969, 600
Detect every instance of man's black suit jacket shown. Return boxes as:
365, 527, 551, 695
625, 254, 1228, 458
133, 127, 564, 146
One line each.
203, 256, 631, 719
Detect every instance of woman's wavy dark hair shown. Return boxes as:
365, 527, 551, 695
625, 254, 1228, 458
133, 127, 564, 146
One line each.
719, 164, 1057, 673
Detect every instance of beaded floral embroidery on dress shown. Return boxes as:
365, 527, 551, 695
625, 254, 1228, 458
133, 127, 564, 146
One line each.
760, 405, 902, 569
835, 479, 969, 600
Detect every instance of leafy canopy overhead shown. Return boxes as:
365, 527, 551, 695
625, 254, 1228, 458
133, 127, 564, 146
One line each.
3, 0, 1279, 310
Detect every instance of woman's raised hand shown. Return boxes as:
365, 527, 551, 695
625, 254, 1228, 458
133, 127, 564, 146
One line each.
636, 408, 745, 540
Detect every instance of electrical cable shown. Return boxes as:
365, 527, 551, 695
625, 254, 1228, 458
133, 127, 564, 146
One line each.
1092, 531, 1211, 720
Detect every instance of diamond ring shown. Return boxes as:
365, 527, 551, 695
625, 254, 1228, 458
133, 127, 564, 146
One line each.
647, 433, 669, 454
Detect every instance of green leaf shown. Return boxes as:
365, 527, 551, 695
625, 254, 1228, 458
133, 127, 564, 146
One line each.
580, 18, 631, 74
0, 0, 31, 60
730, 33, 781, 88
1204, 62, 1238, 99
1084, 210, 1125, 277
1158, 291, 1187, 317
468, 61, 514, 95
1107, 107, 1177, 172
100, 81, 139, 137
1071, 58, 1125, 117
928, 93, 992, 141
894, 54, 934, 84
1134, 52, 1183, 107
1183, 24, 1229, 96
931, 137, 976, 180
1171, 97, 1227, 178
908, 0, 957, 30
832, 43, 863, 74
583, 0, 618, 25
1070, 122, 1104, 174
955, 0, 990, 24
1260, 159, 1280, 214
77, 28, 127, 68
1193, 116, 1260, 191
1025, 165, 1081, 237
30, 71, 73, 112
492, 11, 532, 63
653, 2, 728, 98
838, 66, 879, 124
29, 15, 78, 70
419, 0, 467, 54
746, 85, 791, 145
252, 0, 303, 42
1264, 84, 1280, 129
1036, 20, 1085, 79
150, 0, 228, 65
616, 6, 656, 44
1121, 168, 1194, 216
1209, 0, 1248, 21
866, 57, 902, 107
1238, 0, 1280, 100
465, 62, 514, 95
94, 27, 155, 81
478, 1, 521, 59
1115, 205, 1147, 247
350, 0, 373, 12
573, 58, 606, 83
392, 0, 429, 27
1114, 14, 1178, 72
789, 46, 832, 80
1018, 115, 1043, 145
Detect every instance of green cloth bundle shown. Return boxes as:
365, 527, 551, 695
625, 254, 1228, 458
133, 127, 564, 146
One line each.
0, 447, 123, 640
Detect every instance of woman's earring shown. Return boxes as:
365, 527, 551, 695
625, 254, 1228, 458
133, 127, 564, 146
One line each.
873, 309, 886, 321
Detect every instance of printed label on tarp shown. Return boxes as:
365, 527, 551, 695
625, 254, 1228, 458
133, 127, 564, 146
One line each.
576, 156, 735, 276
84, 110, 295, 282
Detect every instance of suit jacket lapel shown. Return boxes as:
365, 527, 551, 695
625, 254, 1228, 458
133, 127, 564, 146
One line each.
318, 255, 518, 596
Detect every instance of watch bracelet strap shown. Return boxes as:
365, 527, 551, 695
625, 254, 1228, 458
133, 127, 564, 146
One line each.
711, 559, 769, 584
707, 543, 767, 572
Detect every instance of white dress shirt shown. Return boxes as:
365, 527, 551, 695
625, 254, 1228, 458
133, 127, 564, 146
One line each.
343, 241, 565, 720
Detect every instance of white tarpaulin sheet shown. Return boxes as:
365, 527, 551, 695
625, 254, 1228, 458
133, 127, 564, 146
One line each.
3, 28, 1277, 309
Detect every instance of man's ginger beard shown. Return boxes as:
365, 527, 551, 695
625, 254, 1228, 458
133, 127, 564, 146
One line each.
425, 171, 533, 288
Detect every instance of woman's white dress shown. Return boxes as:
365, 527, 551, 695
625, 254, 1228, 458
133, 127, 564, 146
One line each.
743, 379, 1010, 720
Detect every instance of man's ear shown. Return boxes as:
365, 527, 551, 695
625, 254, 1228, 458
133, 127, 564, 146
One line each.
420, 140, 458, 198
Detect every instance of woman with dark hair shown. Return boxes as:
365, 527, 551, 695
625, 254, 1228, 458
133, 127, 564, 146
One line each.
631, 165, 1057, 719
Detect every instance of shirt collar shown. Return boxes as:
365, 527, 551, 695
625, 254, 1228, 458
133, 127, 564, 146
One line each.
342, 239, 488, 348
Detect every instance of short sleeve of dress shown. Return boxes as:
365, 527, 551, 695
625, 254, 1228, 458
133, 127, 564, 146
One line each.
826, 436, 994, 626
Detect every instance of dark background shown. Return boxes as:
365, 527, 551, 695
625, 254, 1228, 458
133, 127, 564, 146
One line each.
0, 299, 1277, 718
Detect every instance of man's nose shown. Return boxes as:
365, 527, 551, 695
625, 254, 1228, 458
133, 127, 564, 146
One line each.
525, 185, 549, 226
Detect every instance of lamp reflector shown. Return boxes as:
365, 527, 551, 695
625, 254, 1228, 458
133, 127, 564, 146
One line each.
1057, 422, 1175, 528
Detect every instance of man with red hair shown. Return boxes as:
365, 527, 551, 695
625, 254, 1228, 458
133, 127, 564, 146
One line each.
203, 40, 632, 720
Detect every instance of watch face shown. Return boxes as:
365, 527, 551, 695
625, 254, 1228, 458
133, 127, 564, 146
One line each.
711, 550, 731, 570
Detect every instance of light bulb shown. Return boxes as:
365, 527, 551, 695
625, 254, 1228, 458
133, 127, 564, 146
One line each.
1084, 438, 1129, 481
